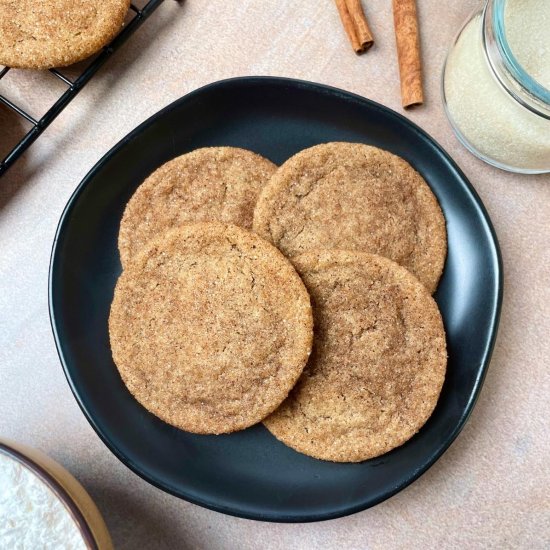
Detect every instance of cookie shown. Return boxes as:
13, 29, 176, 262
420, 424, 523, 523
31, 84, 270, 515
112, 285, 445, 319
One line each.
0, 0, 130, 69
118, 147, 277, 268
264, 249, 447, 462
253, 142, 446, 293
109, 222, 313, 435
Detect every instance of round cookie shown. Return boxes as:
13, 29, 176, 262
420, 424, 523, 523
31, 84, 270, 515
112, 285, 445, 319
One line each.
264, 249, 447, 462
118, 147, 277, 268
109, 222, 313, 435
0, 0, 130, 69
253, 142, 447, 293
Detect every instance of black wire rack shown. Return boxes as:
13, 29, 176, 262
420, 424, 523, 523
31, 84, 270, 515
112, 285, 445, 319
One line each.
0, 0, 167, 177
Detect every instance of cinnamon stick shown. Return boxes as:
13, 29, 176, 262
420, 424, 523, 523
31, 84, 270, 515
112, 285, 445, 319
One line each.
345, 0, 374, 52
392, 0, 424, 108
334, 0, 374, 54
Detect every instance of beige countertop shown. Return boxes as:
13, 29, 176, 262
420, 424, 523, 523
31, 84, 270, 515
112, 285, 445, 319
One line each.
0, 1, 549, 548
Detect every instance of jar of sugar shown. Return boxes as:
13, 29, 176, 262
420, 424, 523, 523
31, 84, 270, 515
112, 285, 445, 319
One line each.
443, 0, 550, 173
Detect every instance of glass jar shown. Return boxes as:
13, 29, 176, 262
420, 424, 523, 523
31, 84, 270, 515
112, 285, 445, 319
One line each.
443, 0, 550, 174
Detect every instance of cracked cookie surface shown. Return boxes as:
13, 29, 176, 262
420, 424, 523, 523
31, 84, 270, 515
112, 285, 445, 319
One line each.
253, 142, 447, 293
119, 147, 277, 268
264, 249, 447, 462
0, 0, 130, 69
109, 222, 313, 434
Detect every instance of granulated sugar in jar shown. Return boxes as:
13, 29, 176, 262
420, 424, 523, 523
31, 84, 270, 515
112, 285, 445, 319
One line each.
443, 0, 550, 173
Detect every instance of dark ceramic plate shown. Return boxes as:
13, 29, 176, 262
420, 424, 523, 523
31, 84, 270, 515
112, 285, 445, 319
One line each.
49, 77, 502, 522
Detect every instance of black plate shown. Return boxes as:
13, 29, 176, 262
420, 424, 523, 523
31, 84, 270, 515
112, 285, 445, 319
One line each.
49, 77, 502, 522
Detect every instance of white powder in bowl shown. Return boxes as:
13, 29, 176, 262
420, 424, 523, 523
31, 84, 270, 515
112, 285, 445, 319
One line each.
0, 451, 88, 550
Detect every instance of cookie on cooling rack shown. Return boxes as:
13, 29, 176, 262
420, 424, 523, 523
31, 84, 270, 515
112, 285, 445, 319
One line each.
0, 0, 131, 69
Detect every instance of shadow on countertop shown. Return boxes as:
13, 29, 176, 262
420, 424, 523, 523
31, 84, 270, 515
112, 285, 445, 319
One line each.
82, 476, 199, 550
0, 0, 186, 210
0, 103, 31, 211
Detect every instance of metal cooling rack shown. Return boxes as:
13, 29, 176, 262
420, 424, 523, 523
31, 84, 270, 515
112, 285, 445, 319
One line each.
0, 0, 167, 177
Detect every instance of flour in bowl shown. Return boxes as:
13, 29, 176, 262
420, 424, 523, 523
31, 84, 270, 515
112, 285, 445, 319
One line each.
0, 451, 87, 550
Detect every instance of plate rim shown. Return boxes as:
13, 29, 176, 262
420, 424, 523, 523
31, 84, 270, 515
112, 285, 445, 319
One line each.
48, 76, 503, 523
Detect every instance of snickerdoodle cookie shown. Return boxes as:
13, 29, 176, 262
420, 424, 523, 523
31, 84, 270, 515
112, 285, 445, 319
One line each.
119, 147, 276, 268
109, 222, 313, 434
0, 0, 130, 69
253, 142, 446, 293
264, 249, 447, 462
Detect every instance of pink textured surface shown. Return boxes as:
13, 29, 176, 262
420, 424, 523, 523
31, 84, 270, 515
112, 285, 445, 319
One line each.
0, 1, 549, 548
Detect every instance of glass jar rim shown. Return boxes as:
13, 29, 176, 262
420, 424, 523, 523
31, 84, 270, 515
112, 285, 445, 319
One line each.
484, 0, 550, 118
